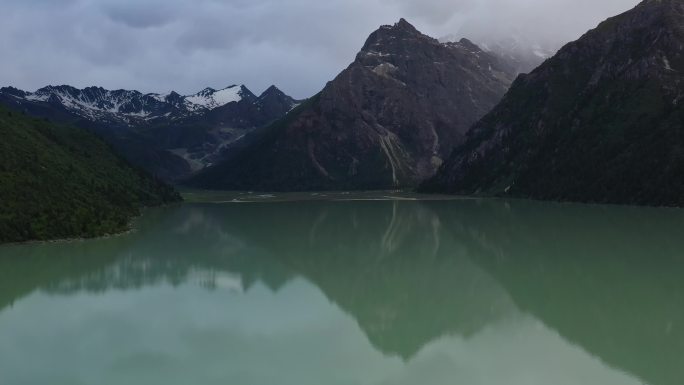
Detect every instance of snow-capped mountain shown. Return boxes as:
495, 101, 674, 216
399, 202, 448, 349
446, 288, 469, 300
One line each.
0, 84, 300, 181
0, 84, 264, 125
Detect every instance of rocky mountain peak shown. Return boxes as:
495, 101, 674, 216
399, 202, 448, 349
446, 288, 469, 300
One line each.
0, 86, 26, 97
259, 85, 291, 100
360, 18, 436, 55
188, 19, 517, 191
394, 18, 419, 33
260, 85, 285, 98
455, 38, 481, 52
35, 85, 77, 96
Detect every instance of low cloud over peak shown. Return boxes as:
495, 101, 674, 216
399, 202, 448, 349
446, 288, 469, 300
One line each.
0, 0, 640, 99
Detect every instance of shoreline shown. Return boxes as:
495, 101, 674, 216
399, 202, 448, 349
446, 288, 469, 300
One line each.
5, 191, 684, 247
0, 201, 183, 248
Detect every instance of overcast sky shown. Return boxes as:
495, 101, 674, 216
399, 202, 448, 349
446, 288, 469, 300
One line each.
0, 0, 640, 99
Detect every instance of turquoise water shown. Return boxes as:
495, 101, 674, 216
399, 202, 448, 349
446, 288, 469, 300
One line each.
0, 197, 682, 385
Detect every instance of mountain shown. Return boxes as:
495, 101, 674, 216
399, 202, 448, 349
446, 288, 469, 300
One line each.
425, 0, 684, 207
0, 103, 180, 243
187, 19, 517, 191
0, 84, 298, 181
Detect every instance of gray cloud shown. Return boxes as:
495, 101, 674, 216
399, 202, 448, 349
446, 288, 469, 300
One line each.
0, 0, 641, 99
102, 0, 179, 29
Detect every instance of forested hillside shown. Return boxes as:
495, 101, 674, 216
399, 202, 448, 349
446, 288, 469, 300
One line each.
0, 104, 180, 243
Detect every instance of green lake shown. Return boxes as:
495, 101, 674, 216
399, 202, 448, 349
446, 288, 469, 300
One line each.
0, 194, 682, 385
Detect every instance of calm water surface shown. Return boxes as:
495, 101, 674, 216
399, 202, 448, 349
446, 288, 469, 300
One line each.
0, 196, 682, 385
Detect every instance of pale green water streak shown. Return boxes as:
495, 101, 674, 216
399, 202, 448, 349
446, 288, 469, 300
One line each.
0, 196, 682, 385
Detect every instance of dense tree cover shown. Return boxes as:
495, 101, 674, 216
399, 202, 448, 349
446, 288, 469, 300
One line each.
0, 104, 180, 243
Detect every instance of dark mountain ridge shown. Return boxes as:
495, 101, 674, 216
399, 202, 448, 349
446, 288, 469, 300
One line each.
425, 0, 684, 207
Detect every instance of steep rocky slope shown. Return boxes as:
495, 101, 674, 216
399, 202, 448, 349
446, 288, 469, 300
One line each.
426, 0, 684, 207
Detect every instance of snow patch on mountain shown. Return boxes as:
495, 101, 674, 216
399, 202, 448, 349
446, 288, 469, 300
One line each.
1, 83, 298, 134
184, 85, 244, 111
148, 92, 170, 103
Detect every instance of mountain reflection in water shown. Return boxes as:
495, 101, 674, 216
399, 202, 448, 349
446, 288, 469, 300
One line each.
0, 198, 682, 385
